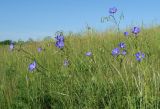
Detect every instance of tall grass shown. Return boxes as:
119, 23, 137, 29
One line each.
0, 27, 160, 109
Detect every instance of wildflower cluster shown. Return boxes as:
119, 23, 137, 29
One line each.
112, 42, 127, 57
7, 6, 146, 74
55, 32, 65, 49
108, 7, 145, 62
124, 27, 141, 37
135, 52, 145, 62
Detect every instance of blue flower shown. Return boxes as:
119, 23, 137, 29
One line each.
86, 52, 92, 56
29, 61, 36, 72
135, 52, 145, 62
55, 41, 64, 49
9, 43, 14, 50
132, 27, 140, 35
112, 48, 120, 56
55, 35, 64, 42
55, 33, 65, 49
9, 41, 14, 50
37, 47, 42, 52
119, 42, 126, 48
109, 7, 117, 14
121, 50, 127, 56
124, 32, 129, 36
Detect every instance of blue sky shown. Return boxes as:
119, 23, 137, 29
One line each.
0, 0, 159, 41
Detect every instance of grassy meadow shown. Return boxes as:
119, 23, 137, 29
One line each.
0, 27, 160, 109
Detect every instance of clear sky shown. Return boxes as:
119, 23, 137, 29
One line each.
0, 0, 160, 41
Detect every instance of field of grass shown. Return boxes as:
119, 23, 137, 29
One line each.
0, 27, 160, 109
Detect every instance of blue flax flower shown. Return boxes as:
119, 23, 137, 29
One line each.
119, 42, 126, 48
9, 41, 14, 51
112, 48, 120, 56
135, 52, 145, 62
55, 35, 64, 42
121, 50, 127, 56
124, 32, 129, 36
86, 52, 92, 56
55, 41, 64, 49
132, 27, 140, 35
109, 7, 117, 14
10, 43, 14, 50
37, 47, 42, 52
55, 34, 65, 49
29, 61, 36, 72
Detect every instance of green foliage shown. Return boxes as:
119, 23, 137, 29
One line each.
0, 27, 160, 109
0, 40, 12, 45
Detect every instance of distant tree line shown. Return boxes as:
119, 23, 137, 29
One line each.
0, 40, 12, 45
0, 40, 25, 45
0, 36, 53, 45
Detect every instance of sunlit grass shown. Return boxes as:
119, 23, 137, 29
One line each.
0, 27, 160, 109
